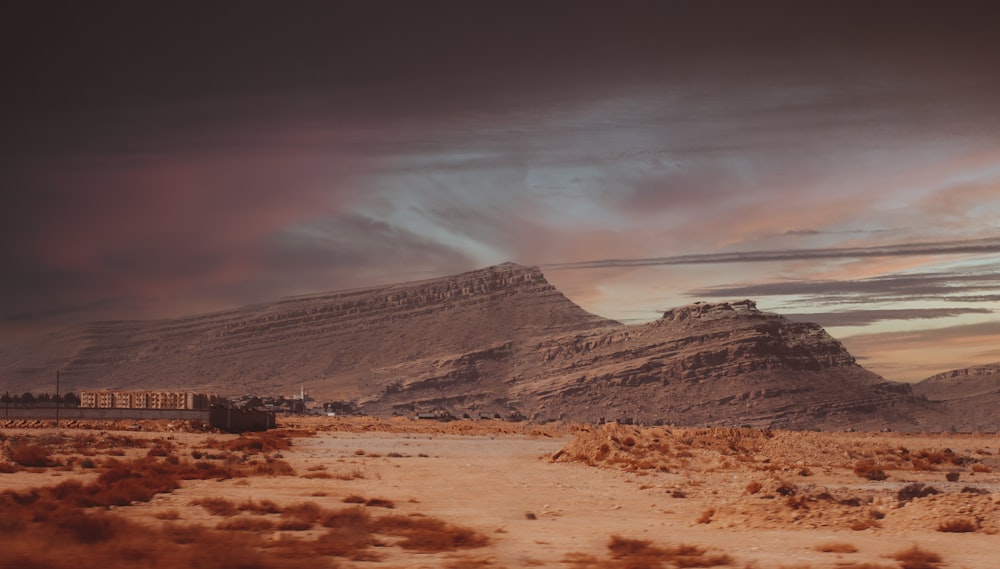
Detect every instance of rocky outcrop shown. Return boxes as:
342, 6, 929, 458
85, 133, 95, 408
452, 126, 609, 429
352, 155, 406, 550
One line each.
504, 301, 935, 430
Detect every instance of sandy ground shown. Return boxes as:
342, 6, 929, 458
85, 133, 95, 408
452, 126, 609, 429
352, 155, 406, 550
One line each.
3, 417, 999, 568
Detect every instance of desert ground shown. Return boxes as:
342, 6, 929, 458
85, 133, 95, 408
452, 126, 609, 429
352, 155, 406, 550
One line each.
1, 417, 998, 569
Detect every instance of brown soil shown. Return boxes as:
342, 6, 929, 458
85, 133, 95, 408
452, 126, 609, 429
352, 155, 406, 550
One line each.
2, 417, 998, 568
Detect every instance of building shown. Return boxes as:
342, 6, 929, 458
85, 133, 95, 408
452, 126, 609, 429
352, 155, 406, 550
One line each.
79, 390, 215, 410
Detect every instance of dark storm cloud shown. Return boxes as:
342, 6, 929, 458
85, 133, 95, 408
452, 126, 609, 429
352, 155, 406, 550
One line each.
1, 0, 999, 340
543, 237, 1000, 271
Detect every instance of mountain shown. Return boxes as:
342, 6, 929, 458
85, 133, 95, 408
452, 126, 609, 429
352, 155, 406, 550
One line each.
362, 297, 941, 430
912, 364, 1000, 432
2, 263, 615, 399
0, 262, 965, 430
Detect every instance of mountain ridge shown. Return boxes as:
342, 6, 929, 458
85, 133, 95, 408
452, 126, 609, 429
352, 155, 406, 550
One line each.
1, 262, 991, 431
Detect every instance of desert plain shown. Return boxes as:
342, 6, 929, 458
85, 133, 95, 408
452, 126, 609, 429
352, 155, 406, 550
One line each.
2, 417, 998, 569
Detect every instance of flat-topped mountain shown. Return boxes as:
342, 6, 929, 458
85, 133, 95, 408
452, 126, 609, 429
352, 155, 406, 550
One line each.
4, 263, 616, 399
0, 263, 976, 430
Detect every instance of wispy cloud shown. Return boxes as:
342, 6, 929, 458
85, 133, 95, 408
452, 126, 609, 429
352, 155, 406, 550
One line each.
784, 308, 993, 328
542, 236, 1000, 270
686, 267, 1000, 304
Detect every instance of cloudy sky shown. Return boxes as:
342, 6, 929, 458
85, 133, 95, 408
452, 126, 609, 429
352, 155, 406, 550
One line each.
3, 1, 999, 381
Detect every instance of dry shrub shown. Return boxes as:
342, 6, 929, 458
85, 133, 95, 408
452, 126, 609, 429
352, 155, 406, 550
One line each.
332, 468, 365, 480
343, 495, 367, 504
204, 430, 300, 455
0, 515, 331, 569
146, 440, 175, 457
889, 545, 943, 569
2, 468, 483, 567
218, 516, 275, 532
251, 457, 296, 476
785, 495, 810, 510
3, 454, 241, 512
364, 497, 395, 509
745, 481, 762, 495
896, 483, 939, 504
192, 497, 239, 516
371, 513, 490, 551
154, 509, 181, 520
814, 542, 858, 553
970, 463, 991, 473
240, 499, 282, 514
936, 518, 977, 533
695, 509, 714, 524
281, 501, 323, 525
850, 518, 881, 531
302, 471, 333, 479
944, 471, 960, 482
563, 535, 732, 569
853, 460, 887, 481
10, 440, 56, 467
0, 462, 20, 473
278, 519, 314, 531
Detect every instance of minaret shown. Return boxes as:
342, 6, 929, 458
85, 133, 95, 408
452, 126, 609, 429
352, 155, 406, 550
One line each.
300, 385, 305, 401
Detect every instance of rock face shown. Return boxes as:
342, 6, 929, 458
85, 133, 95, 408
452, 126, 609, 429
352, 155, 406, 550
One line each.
521, 301, 916, 428
912, 364, 1000, 432
6, 263, 616, 399
366, 298, 939, 430
1, 262, 962, 430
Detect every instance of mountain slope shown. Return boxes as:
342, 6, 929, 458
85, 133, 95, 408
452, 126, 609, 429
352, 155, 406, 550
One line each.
912, 364, 1000, 431
5, 263, 617, 398
366, 299, 940, 430
2, 263, 967, 431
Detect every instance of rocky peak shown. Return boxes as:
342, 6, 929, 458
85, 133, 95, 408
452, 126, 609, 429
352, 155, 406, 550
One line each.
658, 300, 762, 324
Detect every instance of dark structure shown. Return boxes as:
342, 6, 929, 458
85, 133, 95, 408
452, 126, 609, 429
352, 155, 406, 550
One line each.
208, 404, 275, 432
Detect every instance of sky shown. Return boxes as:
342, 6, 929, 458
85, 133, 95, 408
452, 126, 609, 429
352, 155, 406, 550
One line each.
2, 1, 1000, 382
